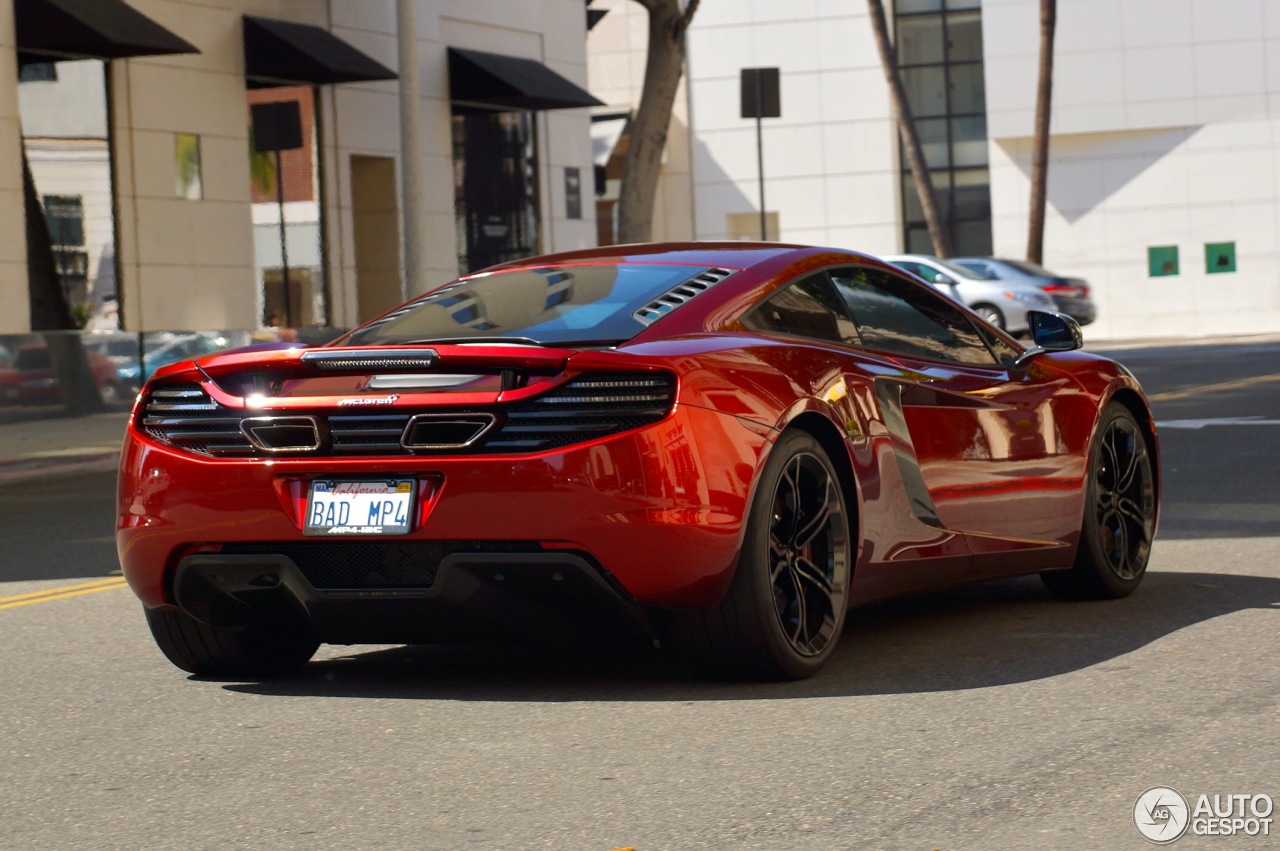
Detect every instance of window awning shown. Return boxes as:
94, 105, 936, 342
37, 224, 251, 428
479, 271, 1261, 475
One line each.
14, 0, 199, 65
243, 16, 397, 88
448, 47, 604, 113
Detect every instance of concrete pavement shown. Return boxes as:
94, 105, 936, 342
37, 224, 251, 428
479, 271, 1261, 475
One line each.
0, 411, 128, 483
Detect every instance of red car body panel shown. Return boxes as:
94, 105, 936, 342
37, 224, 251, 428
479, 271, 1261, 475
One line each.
117, 244, 1159, 643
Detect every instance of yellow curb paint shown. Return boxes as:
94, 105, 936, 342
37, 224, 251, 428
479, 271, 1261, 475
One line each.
0, 578, 129, 610
1147, 373, 1280, 402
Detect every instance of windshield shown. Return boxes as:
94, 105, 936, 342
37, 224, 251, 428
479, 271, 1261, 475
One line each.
344, 264, 716, 346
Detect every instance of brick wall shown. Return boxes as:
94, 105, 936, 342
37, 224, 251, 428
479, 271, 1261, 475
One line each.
246, 86, 316, 204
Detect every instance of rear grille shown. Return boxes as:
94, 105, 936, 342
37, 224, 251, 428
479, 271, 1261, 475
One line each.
487, 373, 676, 451
141, 371, 675, 458
141, 385, 253, 456
219, 541, 541, 590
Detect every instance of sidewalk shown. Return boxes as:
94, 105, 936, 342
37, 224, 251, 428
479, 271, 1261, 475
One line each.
0, 411, 129, 483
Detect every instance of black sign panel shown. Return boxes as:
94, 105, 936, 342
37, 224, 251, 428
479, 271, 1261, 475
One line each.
740, 67, 781, 119
251, 101, 303, 153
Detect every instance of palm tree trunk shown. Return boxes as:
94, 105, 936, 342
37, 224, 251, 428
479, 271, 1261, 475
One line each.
616, 0, 699, 245
1026, 0, 1056, 265
867, 0, 953, 258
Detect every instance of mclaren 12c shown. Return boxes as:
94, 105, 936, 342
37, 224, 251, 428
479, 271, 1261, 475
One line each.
117, 243, 1159, 680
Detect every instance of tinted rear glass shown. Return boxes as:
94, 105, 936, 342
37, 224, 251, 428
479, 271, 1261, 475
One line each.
345, 264, 712, 346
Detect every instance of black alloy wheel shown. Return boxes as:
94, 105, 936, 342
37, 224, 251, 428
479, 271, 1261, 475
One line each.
1042, 404, 1156, 599
767, 450, 849, 659
674, 430, 852, 679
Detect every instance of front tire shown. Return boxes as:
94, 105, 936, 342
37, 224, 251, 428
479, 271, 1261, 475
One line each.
1041, 404, 1156, 599
972, 302, 1006, 329
144, 606, 318, 677
675, 430, 853, 680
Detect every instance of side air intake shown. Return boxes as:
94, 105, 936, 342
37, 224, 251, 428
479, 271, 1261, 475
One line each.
633, 268, 734, 325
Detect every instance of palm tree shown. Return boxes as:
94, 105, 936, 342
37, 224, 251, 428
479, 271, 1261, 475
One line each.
1026, 0, 1056, 265
615, 0, 700, 244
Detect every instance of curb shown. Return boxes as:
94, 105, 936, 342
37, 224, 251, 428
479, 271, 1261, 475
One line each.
0, 452, 120, 484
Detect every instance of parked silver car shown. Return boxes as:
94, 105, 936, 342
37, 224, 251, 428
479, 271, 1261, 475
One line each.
882, 254, 1057, 335
950, 257, 1097, 325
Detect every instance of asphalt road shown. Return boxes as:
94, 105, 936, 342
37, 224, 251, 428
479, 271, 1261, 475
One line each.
1, 339, 1277, 850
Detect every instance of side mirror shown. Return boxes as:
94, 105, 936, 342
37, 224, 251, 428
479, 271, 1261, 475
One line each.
1014, 310, 1083, 368
933, 273, 956, 287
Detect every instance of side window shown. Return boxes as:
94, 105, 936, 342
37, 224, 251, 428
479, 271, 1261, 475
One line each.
829, 267, 999, 366
891, 260, 932, 282
743, 274, 860, 344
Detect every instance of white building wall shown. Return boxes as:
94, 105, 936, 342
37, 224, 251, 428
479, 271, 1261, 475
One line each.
684, 2, 901, 252
984, 0, 1280, 338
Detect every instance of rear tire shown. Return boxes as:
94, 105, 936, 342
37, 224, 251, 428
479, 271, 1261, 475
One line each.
1041, 404, 1156, 600
674, 430, 853, 680
144, 606, 318, 677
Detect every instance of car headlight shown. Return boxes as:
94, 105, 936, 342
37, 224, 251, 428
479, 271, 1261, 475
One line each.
1005, 290, 1053, 306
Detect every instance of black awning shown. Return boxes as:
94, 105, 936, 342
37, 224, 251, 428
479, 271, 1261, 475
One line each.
243, 16, 397, 87
15, 0, 199, 64
448, 47, 604, 112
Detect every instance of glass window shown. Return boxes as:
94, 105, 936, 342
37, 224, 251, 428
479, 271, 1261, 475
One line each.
346, 264, 715, 347
248, 86, 326, 328
946, 11, 984, 63
951, 115, 988, 167
42, 195, 84, 246
453, 111, 539, 274
915, 117, 950, 169
829, 267, 997, 366
742, 274, 859, 344
903, 66, 947, 118
948, 63, 986, 115
897, 0, 944, 12
897, 17, 945, 66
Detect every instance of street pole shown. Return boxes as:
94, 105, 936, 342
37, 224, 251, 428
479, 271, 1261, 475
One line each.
275, 147, 291, 326
741, 67, 779, 242
756, 109, 765, 240
398, 0, 423, 299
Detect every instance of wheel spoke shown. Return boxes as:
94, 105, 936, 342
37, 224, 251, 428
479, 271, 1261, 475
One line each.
793, 499, 834, 551
793, 555, 834, 597
1112, 429, 1142, 493
1116, 496, 1150, 539
785, 568, 807, 646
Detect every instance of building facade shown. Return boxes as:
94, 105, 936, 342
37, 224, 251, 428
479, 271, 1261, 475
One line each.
587, 0, 1280, 340
2, 0, 601, 335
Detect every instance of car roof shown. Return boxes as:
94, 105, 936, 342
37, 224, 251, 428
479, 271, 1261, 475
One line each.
478, 241, 872, 273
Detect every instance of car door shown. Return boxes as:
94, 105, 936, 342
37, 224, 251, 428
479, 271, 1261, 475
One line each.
828, 266, 1084, 578
740, 272, 973, 602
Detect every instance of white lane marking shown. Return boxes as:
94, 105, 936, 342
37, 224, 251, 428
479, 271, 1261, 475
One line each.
1156, 416, 1280, 430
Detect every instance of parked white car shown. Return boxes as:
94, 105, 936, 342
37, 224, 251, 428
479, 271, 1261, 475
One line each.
881, 254, 1057, 335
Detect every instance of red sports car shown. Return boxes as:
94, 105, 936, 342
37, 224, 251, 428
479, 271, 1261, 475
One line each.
117, 244, 1159, 680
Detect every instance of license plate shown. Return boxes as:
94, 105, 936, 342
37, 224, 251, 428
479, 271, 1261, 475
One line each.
304, 479, 415, 536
